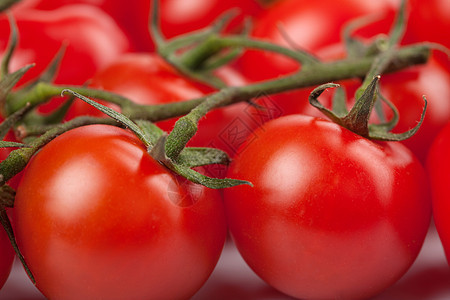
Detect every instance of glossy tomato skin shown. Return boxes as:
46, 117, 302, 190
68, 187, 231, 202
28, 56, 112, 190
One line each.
427, 122, 450, 265
223, 115, 431, 299
0, 220, 15, 290
17, 0, 263, 51
0, 4, 131, 87
14, 125, 227, 299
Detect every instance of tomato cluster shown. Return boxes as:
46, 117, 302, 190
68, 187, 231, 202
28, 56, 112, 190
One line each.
0, 0, 449, 299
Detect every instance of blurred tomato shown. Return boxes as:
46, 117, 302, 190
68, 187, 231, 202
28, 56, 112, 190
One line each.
0, 5, 131, 87
15, 0, 263, 51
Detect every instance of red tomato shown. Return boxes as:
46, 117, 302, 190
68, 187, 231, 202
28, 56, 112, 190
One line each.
223, 114, 431, 299
0, 4, 131, 87
234, 0, 411, 128
0, 218, 15, 290
17, 0, 263, 51
237, 0, 404, 82
427, 121, 450, 265
68, 53, 256, 161
378, 57, 450, 163
408, 0, 450, 69
14, 124, 227, 299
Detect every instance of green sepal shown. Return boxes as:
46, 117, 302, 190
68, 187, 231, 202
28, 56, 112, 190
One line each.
134, 119, 165, 146
64, 89, 251, 189
368, 96, 427, 141
309, 82, 343, 125
309, 76, 427, 142
342, 13, 383, 59
61, 89, 153, 148
331, 86, 348, 117
0, 184, 14, 207
0, 206, 36, 284
176, 147, 231, 168
1, 13, 19, 78
169, 162, 252, 189
371, 91, 399, 132
342, 76, 380, 137
0, 65, 34, 110
0, 0, 21, 11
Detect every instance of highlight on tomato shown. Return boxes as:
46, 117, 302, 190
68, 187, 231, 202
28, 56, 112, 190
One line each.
223, 114, 431, 299
13, 124, 227, 300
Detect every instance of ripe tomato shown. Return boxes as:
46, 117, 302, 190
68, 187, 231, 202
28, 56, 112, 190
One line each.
223, 114, 431, 299
0, 4, 131, 87
0, 218, 15, 290
237, 0, 404, 82
14, 124, 227, 299
427, 121, 450, 265
68, 53, 256, 158
378, 57, 450, 163
234, 0, 411, 128
16, 0, 263, 51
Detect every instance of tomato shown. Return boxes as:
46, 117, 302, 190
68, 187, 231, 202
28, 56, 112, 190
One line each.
223, 114, 431, 299
16, 0, 263, 51
0, 4, 131, 88
427, 121, 450, 265
408, 0, 450, 69
14, 124, 227, 299
237, 0, 405, 82
68, 52, 256, 161
0, 217, 15, 290
234, 0, 413, 129
378, 57, 450, 163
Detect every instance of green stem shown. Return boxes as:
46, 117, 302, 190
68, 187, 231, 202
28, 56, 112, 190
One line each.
178, 34, 319, 70
6, 44, 430, 123
5, 83, 135, 116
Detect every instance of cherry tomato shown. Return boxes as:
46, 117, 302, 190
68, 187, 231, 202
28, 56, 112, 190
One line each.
17, 0, 263, 51
234, 0, 410, 128
237, 0, 404, 82
14, 124, 227, 299
0, 4, 131, 87
408, 0, 450, 69
378, 57, 450, 163
0, 218, 14, 290
223, 114, 431, 299
427, 121, 450, 265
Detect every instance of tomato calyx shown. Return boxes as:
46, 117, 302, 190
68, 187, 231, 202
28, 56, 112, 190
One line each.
308, 0, 426, 142
310, 75, 427, 141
